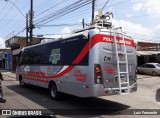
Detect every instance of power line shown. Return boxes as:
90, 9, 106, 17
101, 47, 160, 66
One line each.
39, 1, 92, 25
0, 27, 26, 47
34, 0, 84, 23
0, 2, 159, 44
34, 0, 139, 27
0, 1, 29, 37
40, 0, 127, 24
3, 23, 26, 39
6, 0, 26, 18
35, 23, 81, 27
102, 0, 110, 9
115, 14, 158, 19
0, 1, 8, 15
97, 0, 132, 10
0, 0, 17, 24
129, 32, 160, 40
0, 18, 23, 22
45, 0, 110, 23
34, 0, 92, 25
34, 0, 53, 13
35, 0, 67, 17
43, 0, 130, 24
45, 2, 95, 22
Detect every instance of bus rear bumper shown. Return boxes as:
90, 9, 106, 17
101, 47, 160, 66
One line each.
89, 83, 137, 97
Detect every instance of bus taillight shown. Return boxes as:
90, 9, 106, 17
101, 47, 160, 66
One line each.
94, 64, 103, 84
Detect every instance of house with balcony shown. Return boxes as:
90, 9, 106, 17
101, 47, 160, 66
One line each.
5, 36, 43, 70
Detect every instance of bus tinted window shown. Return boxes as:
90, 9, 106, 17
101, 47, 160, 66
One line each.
21, 35, 89, 65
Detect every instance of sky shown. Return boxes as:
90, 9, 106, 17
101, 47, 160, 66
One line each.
0, 0, 160, 48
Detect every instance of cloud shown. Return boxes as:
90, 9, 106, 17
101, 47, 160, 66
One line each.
154, 24, 160, 35
61, 27, 71, 34
126, 14, 133, 18
155, 24, 160, 30
113, 19, 153, 35
132, 3, 143, 11
143, 0, 160, 15
112, 19, 155, 42
0, 38, 5, 49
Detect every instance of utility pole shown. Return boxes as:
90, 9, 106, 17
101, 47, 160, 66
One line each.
82, 18, 85, 28
26, 13, 28, 46
92, 0, 95, 23
29, 0, 33, 46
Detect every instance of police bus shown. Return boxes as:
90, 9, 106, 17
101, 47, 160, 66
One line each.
16, 13, 137, 100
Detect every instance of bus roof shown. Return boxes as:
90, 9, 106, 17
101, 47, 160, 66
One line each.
23, 25, 133, 50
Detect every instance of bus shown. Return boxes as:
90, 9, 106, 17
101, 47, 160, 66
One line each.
16, 13, 137, 100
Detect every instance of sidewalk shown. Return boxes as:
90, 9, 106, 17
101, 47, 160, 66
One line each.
0, 70, 16, 80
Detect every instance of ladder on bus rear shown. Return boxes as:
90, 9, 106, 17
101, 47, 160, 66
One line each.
113, 27, 130, 94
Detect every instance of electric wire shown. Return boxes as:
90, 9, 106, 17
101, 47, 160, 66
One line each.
0, 1, 29, 37
35, 0, 54, 13
36, 23, 81, 27
34, 0, 92, 25
38, 1, 92, 26
35, 0, 67, 17
0, 1, 8, 15
102, 0, 110, 9
34, 0, 84, 23
1, 0, 160, 47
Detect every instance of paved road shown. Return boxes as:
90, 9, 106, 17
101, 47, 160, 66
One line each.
0, 75, 160, 118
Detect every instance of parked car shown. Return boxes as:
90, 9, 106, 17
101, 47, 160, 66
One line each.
137, 63, 160, 76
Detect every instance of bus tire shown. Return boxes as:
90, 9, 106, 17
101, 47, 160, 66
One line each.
19, 76, 26, 87
49, 82, 59, 100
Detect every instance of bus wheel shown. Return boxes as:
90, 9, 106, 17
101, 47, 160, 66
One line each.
49, 83, 59, 100
19, 77, 25, 87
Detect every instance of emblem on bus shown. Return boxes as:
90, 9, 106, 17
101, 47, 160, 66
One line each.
49, 48, 61, 64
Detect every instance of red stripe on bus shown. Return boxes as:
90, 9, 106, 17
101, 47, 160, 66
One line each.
16, 34, 135, 79
46, 66, 74, 78
23, 76, 49, 83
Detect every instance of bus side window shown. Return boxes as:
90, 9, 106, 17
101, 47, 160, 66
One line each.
17, 51, 22, 66
19, 55, 23, 66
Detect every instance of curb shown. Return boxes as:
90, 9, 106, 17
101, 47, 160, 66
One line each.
1, 71, 16, 80
3, 74, 15, 79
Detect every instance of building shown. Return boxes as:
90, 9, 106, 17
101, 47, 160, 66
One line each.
5, 36, 43, 70
136, 41, 160, 66
0, 49, 12, 70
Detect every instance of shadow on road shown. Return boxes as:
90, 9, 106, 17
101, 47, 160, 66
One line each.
6, 85, 130, 116
156, 88, 160, 102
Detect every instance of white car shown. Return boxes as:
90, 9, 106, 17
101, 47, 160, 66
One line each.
137, 63, 160, 76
